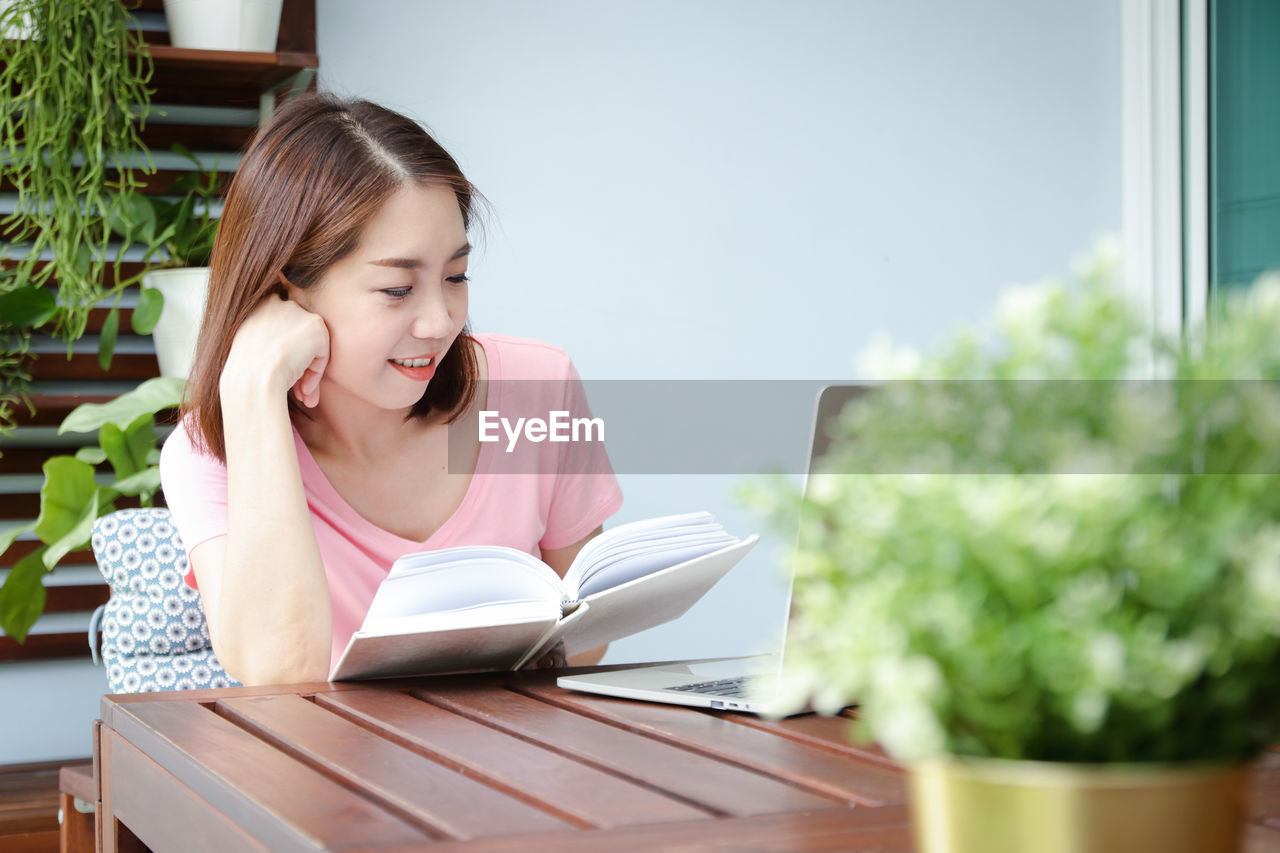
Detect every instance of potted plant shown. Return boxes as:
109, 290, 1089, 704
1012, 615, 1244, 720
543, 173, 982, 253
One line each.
163, 0, 284, 53
0, 0, 154, 343
744, 247, 1280, 852
0, 377, 183, 641
109, 144, 222, 378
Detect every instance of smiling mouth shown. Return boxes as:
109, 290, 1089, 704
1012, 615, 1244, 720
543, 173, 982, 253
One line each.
388, 353, 439, 382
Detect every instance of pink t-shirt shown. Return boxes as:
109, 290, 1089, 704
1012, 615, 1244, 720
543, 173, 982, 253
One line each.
159, 333, 623, 673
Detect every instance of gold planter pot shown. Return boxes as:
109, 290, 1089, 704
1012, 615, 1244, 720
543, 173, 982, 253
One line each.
910, 756, 1250, 853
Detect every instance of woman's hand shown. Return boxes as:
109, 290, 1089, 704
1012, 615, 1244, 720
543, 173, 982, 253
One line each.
534, 642, 568, 670
222, 292, 330, 408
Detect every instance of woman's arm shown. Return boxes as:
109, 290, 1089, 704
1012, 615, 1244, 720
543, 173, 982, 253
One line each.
191, 295, 334, 685
543, 525, 608, 666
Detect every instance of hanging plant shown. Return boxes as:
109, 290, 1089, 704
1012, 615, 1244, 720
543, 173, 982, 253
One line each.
0, 0, 155, 342
0, 265, 58, 435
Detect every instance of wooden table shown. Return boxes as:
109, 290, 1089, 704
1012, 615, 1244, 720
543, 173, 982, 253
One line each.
94, 668, 1280, 852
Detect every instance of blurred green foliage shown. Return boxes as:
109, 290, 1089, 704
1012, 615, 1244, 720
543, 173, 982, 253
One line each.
743, 246, 1280, 763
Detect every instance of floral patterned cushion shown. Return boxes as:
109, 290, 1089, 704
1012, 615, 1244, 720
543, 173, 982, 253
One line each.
91, 508, 240, 693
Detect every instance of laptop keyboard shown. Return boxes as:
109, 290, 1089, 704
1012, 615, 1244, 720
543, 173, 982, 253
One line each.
666, 677, 748, 698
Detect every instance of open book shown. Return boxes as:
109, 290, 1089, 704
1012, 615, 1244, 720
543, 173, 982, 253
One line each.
331, 512, 758, 680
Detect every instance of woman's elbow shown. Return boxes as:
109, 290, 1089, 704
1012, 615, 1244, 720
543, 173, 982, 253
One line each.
213, 631, 331, 686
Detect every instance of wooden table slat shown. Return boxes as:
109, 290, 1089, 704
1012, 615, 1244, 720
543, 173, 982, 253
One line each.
100, 679, 365, 720
395, 804, 917, 853
102, 731, 269, 853
111, 699, 430, 850
519, 683, 908, 807
714, 708, 901, 768
412, 684, 844, 817
315, 689, 712, 830
216, 694, 574, 841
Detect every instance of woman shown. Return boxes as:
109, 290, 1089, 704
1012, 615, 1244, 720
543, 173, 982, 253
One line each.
160, 94, 622, 686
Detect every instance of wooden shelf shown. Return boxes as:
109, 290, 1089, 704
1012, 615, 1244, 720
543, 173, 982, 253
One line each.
147, 45, 317, 110
0, 0, 317, 666
148, 43, 317, 72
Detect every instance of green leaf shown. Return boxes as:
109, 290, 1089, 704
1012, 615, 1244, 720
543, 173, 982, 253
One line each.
74, 447, 108, 465
98, 306, 119, 371
0, 548, 49, 643
108, 190, 156, 244
167, 195, 198, 262
150, 222, 179, 257
0, 286, 58, 328
100, 412, 154, 482
99, 422, 135, 481
33, 457, 99, 547
113, 467, 161, 499
59, 377, 184, 434
169, 172, 201, 195
42, 490, 98, 569
131, 286, 164, 335
72, 244, 92, 277
0, 521, 35, 558
171, 142, 200, 168
150, 197, 180, 222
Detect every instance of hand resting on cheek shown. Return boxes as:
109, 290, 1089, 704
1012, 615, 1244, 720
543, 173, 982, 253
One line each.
221, 291, 331, 410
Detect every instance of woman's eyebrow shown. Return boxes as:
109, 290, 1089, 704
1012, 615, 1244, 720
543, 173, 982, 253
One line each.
368, 243, 472, 269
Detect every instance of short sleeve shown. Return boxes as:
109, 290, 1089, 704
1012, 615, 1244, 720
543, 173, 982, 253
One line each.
158, 417, 230, 582
538, 359, 623, 550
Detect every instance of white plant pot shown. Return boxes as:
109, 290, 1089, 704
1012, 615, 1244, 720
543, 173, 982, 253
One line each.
163, 0, 283, 52
142, 267, 210, 380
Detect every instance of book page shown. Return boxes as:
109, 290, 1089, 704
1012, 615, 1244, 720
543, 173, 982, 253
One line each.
363, 549, 565, 626
572, 538, 738, 599
560, 536, 759, 655
360, 600, 558, 636
568, 512, 715, 570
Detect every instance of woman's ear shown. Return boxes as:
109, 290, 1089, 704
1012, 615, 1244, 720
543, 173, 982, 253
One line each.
278, 270, 308, 307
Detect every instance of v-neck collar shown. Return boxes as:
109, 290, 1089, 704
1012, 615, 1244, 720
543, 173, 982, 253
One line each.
289, 336, 499, 550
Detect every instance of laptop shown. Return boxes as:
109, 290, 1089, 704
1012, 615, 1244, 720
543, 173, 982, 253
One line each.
556, 384, 864, 715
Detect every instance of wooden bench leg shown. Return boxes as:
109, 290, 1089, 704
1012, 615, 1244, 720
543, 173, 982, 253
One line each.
60, 790, 96, 853
59, 756, 97, 853
98, 729, 147, 853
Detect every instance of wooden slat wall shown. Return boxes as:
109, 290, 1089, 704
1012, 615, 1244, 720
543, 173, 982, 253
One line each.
0, 0, 317, 665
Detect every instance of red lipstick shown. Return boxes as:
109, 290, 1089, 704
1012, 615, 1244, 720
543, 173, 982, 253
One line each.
388, 353, 438, 382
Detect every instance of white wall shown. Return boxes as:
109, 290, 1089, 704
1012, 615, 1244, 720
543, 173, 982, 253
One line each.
2, 0, 1122, 763
0, 660, 107, 764
315, 0, 1122, 662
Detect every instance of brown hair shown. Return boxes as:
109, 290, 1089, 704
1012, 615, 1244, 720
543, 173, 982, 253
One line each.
184, 93, 481, 460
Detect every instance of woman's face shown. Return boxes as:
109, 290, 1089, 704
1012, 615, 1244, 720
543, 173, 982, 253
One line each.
290, 182, 470, 414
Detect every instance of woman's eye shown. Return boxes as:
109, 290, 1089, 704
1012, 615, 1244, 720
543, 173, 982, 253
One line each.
382, 286, 412, 298
446, 274, 470, 285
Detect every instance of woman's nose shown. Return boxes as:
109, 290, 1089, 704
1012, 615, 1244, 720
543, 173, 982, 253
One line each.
411, 288, 453, 340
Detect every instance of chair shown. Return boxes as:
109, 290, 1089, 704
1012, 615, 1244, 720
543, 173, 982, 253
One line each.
62, 509, 239, 853
89, 507, 240, 693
